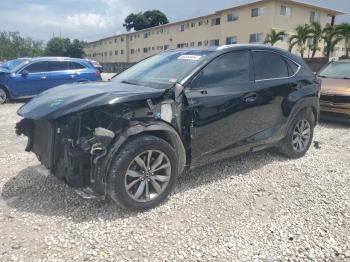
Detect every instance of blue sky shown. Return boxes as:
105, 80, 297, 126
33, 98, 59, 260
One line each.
1, 0, 349, 42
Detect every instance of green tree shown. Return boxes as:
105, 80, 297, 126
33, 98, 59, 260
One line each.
0, 31, 44, 60
264, 29, 285, 46
123, 10, 169, 31
308, 22, 323, 58
336, 23, 350, 57
289, 24, 311, 58
45, 37, 86, 58
322, 25, 343, 58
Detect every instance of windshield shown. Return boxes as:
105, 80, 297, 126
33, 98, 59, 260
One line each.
319, 62, 350, 79
114, 50, 212, 88
2, 58, 29, 70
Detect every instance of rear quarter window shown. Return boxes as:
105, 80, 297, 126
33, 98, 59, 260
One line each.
70, 62, 86, 70
253, 51, 290, 80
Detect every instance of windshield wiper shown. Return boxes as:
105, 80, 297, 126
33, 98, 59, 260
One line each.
318, 75, 327, 78
121, 80, 140, 86
343, 77, 350, 80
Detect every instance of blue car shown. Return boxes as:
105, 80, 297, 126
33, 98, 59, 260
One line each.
0, 57, 102, 104
0, 58, 31, 70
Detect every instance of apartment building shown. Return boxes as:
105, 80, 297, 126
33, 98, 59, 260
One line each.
84, 0, 346, 64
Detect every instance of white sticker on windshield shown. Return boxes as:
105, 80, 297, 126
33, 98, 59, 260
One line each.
178, 55, 202, 61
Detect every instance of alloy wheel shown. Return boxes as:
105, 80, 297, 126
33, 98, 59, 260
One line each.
0, 89, 7, 104
125, 150, 171, 202
292, 119, 311, 152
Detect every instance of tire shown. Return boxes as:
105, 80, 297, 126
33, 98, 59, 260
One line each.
279, 109, 314, 159
107, 135, 178, 211
0, 87, 8, 104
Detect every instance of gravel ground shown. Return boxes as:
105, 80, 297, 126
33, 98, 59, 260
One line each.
1, 103, 350, 261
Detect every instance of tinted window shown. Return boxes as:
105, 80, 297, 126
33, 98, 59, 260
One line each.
253, 51, 289, 80
285, 58, 299, 76
24, 62, 48, 73
70, 62, 86, 70
48, 61, 70, 71
192, 51, 250, 89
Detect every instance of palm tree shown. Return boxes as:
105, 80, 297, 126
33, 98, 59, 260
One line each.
289, 24, 311, 58
264, 29, 285, 46
308, 22, 323, 58
322, 25, 343, 58
336, 23, 350, 57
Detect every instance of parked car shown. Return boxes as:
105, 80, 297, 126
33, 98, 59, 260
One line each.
0, 58, 30, 70
318, 60, 350, 122
16, 45, 320, 211
0, 57, 102, 104
89, 60, 103, 73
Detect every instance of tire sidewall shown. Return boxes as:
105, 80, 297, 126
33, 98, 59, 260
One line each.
284, 110, 314, 158
0, 88, 8, 104
108, 135, 178, 211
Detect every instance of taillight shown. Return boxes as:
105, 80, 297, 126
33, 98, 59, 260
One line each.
95, 69, 101, 78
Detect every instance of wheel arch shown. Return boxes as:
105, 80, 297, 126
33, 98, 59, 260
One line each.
104, 121, 187, 178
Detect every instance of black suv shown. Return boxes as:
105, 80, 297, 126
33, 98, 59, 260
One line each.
16, 45, 320, 210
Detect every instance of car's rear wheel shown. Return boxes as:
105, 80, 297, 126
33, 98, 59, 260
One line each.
0, 88, 8, 104
107, 135, 178, 211
279, 109, 314, 158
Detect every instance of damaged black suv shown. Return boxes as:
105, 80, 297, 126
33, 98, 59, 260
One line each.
16, 45, 320, 210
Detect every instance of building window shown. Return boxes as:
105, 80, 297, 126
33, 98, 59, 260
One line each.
226, 36, 237, 45
251, 7, 265, 17
191, 22, 195, 28
143, 32, 149, 38
177, 43, 188, 48
198, 41, 203, 46
121, 37, 124, 42
198, 21, 203, 26
130, 49, 135, 54
114, 39, 117, 43
164, 45, 169, 50
249, 33, 264, 43
282, 34, 289, 42
152, 46, 155, 50
115, 50, 118, 55
178, 24, 185, 32
310, 11, 320, 22
120, 50, 124, 55
130, 36, 133, 41
190, 42, 195, 47
109, 51, 112, 56
143, 47, 149, 53
227, 12, 239, 22
209, 39, 220, 46
280, 5, 292, 16
211, 17, 221, 26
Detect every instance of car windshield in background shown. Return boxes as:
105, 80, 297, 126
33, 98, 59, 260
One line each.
114, 50, 212, 88
319, 62, 350, 79
2, 58, 29, 70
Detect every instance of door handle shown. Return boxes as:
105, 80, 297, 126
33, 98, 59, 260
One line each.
243, 93, 258, 103
200, 90, 208, 95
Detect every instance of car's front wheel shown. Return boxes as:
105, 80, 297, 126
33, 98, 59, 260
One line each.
107, 135, 178, 211
0, 88, 8, 104
279, 109, 314, 158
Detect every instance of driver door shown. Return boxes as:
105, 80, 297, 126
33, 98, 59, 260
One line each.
10, 61, 49, 97
184, 51, 264, 166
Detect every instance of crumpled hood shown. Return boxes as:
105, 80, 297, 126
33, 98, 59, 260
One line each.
17, 81, 166, 120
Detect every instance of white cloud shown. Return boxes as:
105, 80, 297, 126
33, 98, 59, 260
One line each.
66, 13, 108, 29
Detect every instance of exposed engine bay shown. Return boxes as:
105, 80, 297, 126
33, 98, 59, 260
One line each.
16, 85, 188, 198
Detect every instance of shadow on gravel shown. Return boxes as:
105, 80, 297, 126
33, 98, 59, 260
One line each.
2, 148, 286, 221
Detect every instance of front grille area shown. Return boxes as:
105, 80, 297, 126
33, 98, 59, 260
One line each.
320, 95, 350, 104
32, 120, 55, 169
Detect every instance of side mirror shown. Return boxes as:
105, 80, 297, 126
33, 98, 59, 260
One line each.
21, 70, 29, 77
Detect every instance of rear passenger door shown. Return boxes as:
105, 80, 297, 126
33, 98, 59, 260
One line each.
251, 50, 300, 140
44, 61, 76, 92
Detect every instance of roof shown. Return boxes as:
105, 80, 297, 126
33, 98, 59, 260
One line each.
29, 57, 85, 61
87, 0, 346, 45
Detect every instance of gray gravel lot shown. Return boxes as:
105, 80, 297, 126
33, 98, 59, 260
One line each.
1, 103, 350, 261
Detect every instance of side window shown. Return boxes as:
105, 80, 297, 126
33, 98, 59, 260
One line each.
23, 62, 48, 73
70, 62, 86, 70
192, 51, 250, 89
253, 51, 289, 80
48, 61, 70, 72
284, 58, 299, 76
